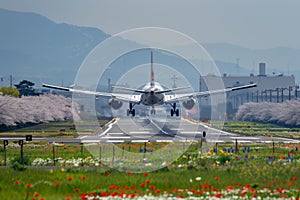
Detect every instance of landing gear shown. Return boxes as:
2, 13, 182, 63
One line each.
150, 109, 156, 115
127, 103, 136, 117
170, 103, 179, 117
150, 106, 156, 115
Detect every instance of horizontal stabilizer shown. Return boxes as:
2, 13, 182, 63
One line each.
111, 86, 147, 94
231, 83, 257, 91
42, 83, 70, 91
156, 86, 191, 94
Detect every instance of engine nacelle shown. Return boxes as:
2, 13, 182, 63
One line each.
182, 99, 195, 110
109, 99, 123, 110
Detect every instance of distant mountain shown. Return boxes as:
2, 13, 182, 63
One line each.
0, 8, 109, 86
0, 8, 299, 88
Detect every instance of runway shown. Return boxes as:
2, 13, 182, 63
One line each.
78, 117, 300, 144
1, 117, 299, 144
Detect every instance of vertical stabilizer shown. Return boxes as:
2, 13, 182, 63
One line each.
151, 51, 154, 86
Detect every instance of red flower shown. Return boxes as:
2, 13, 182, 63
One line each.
149, 185, 155, 189
33, 193, 40, 197
14, 181, 20, 185
54, 182, 60, 187
280, 155, 286, 159
67, 177, 73, 181
143, 173, 149, 177
288, 182, 294, 186
105, 172, 110, 176
214, 194, 223, 198
100, 191, 108, 197
244, 184, 251, 189
25, 183, 32, 188
140, 183, 146, 187
252, 194, 258, 198
214, 177, 220, 181
291, 177, 298, 181
241, 191, 247, 197
92, 191, 98, 196
81, 175, 86, 180
110, 191, 118, 197
130, 185, 137, 190
227, 186, 234, 190
154, 189, 160, 194
108, 185, 120, 190
74, 188, 80, 192
126, 171, 132, 175
129, 194, 137, 198
108, 185, 114, 190
145, 179, 151, 183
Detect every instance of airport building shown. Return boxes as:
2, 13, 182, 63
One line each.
198, 63, 298, 119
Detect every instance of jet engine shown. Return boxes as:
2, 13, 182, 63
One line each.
109, 99, 123, 110
182, 99, 195, 110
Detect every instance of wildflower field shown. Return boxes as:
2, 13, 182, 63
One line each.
1, 121, 300, 199
1, 141, 300, 199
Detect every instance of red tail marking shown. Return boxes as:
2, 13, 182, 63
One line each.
151, 51, 154, 86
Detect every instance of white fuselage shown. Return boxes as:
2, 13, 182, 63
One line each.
140, 82, 165, 106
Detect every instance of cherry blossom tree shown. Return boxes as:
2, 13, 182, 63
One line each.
0, 94, 80, 126
236, 100, 300, 126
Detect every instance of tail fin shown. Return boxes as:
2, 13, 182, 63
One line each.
151, 51, 154, 86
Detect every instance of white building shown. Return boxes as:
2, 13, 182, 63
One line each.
199, 63, 297, 110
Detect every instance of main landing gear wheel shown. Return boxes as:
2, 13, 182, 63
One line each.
170, 103, 179, 117
127, 109, 136, 117
151, 109, 156, 115
127, 103, 136, 117
170, 109, 179, 117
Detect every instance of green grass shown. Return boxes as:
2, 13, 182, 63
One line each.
1, 160, 299, 199
0, 119, 111, 138
222, 120, 300, 139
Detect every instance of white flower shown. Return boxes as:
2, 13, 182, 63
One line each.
189, 179, 193, 183
195, 177, 202, 181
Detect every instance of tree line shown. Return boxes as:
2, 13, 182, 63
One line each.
236, 100, 300, 126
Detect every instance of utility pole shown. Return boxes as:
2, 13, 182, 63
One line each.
108, 78, 111, 92
199, 76, 202, 92
171, 75, 178, 88
9, 75, 12, 87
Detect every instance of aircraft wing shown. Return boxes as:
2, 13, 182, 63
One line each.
164, 83, 257, 102
42, 83, 140, 103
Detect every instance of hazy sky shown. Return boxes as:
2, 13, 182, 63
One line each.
1, 0, 300, 49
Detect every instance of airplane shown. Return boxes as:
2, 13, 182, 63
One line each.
43, 52, 257, 117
